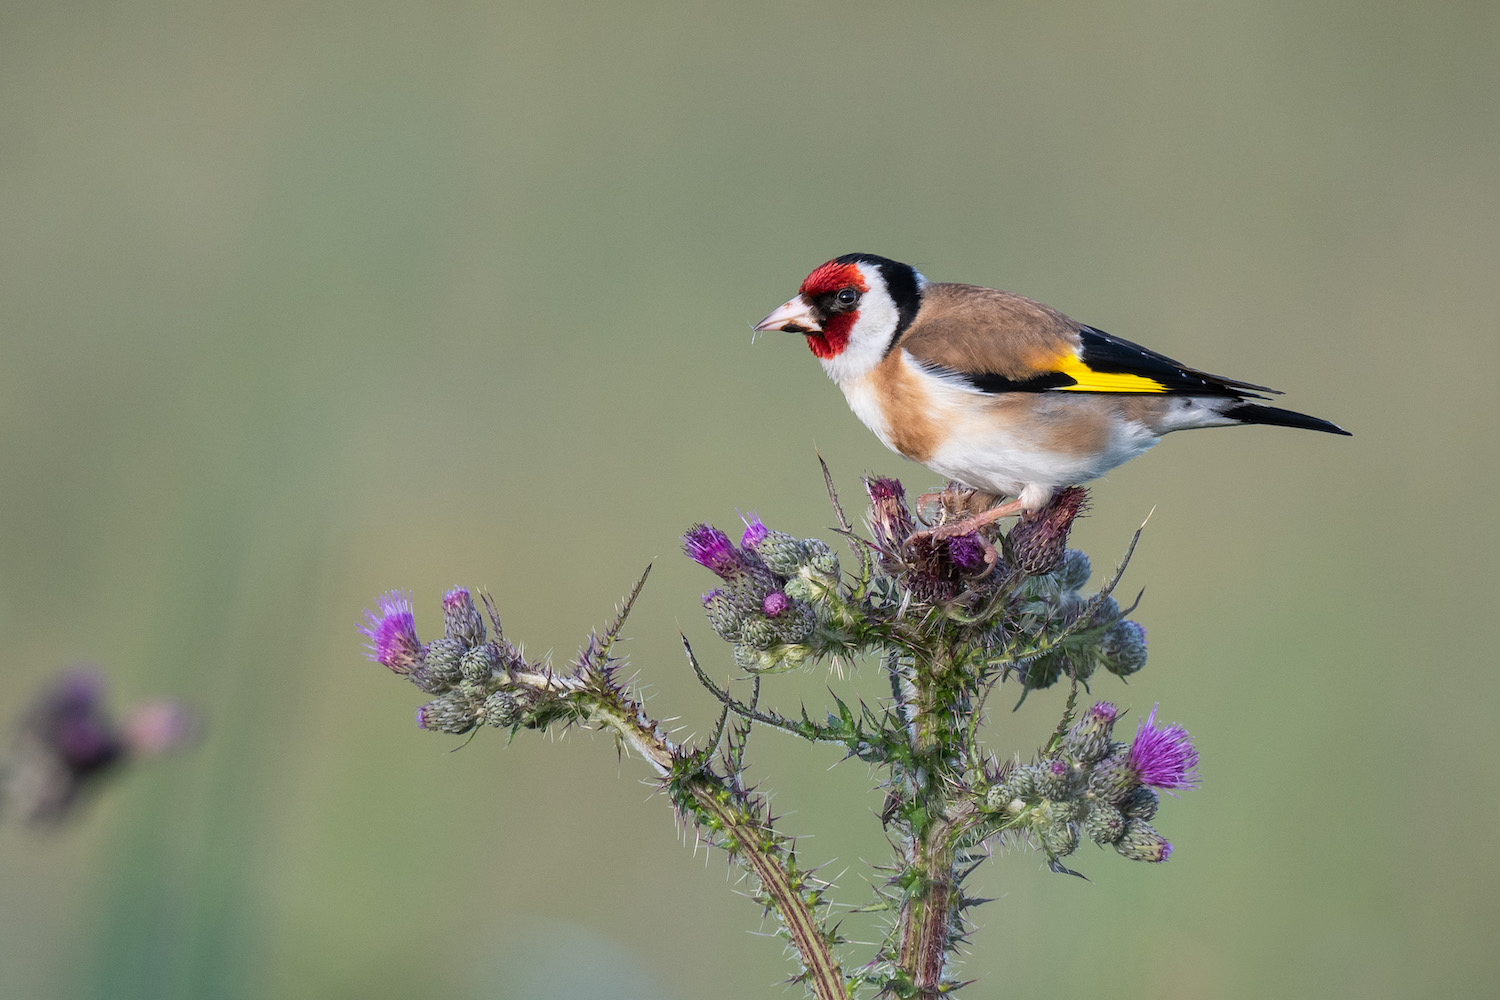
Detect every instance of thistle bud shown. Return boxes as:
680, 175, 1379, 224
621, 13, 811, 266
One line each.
1100, 620, 1148, 677
738, 615, 779, 650
990, 767, 1038, 803
416, 691, 481, 734
741, 516, 806, 576
1007, 487, 1088, 576
442, 587, 485, 648
1038, 818, 1080, 858
782, 576, 814, 603
1088, 754, 1137, 805
703, 589, 745, 642
762, 591, 790, 617
459, 643, 502, 683
1088, 595, 1121, 628
731, 643, 764, 672
1055, 549, 1091, 591
483, 689, 524, 728
1043, 797, 1085, 824
413, 636, 465, 692
1114, 819, 1172, 862
1083, 802, 1126, 845
865, 476, 915, 553
1062, 701, 1119, 764
1035, 758, 1077, 799
800, 538, 839, 579
769, 602, 816, 645
1119, 785, 1159, 821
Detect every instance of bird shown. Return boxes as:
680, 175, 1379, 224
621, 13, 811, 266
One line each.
754, 252, 1349, 533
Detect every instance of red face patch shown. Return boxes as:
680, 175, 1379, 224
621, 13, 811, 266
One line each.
807, 314, 855, 359
800, 260, 867, 358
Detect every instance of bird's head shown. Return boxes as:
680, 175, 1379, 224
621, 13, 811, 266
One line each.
755, 253, 925, 376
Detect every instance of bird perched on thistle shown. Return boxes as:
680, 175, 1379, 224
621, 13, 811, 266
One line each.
755, 253, 1349, 534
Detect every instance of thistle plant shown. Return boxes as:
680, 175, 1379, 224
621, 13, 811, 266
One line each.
360, 465, 1199, 998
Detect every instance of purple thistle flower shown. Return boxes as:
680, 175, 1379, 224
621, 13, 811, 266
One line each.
762, 591, 790, 617
359, 590, 424, 674
1128, 705, 1200, 790
442, 587, 470, 611
945, 532, 989, 572
740, 513, 769, 549
682, 524, 740, 578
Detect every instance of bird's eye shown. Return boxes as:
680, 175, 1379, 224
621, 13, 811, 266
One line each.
836, 287, 860, 307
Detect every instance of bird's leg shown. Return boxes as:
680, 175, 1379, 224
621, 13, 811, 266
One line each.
925, 499, 1027, 540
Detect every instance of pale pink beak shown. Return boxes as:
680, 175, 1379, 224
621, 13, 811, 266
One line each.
754, 295, 822, 335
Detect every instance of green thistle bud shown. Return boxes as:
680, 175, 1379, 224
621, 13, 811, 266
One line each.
1038, 818, 1080, 858
1034, 758, 1078, 799
1088, 755, 1138, 805
738, 615, 779, 650
1083, 802, 1126, 845
800, 538, 839, 579
731, 643, 762, 672
442, 588, 486, 648
769, 602, 816, 644
1043, 797, 1085, 824
1055, 549, 1091, 591
746, 528, 806, 576
1100, 620, 1148, 677
483, 689, 523, 728
1002, 767, 1038, 803
782, 576, 814, 603
1119, 785, 1159, 821
1114, 819, 1172, 862
416, 691, 481, 734
1088, 595, 1121, 628
702, 589, 745, 642
415, 637, 465, 691
459, 643, 501, 683
1063, 702, 1120, 765
984, 785, 1015, 814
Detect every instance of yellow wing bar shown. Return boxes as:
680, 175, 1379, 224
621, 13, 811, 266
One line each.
1052, 352, 1168, 393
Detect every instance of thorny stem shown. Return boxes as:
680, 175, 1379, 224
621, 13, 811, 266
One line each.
509, 654, 848, 1000
892, 642, 964, 998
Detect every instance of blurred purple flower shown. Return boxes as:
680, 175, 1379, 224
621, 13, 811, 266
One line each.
762, 591, 790, 617
2, 670, 197, 825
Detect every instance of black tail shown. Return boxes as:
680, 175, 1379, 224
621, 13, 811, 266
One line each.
1222, 402, 1351, 436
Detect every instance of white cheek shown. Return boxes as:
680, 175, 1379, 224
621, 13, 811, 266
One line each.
818, 268, 901, 384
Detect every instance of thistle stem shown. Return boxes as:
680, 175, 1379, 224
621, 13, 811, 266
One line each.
522, 664, 847, 1000
898, 827, 957, 998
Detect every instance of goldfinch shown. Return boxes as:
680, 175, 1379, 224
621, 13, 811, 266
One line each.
755, 253, 1349, 526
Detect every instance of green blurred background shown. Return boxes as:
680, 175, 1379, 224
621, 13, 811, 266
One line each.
1, 2, 1495, 997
